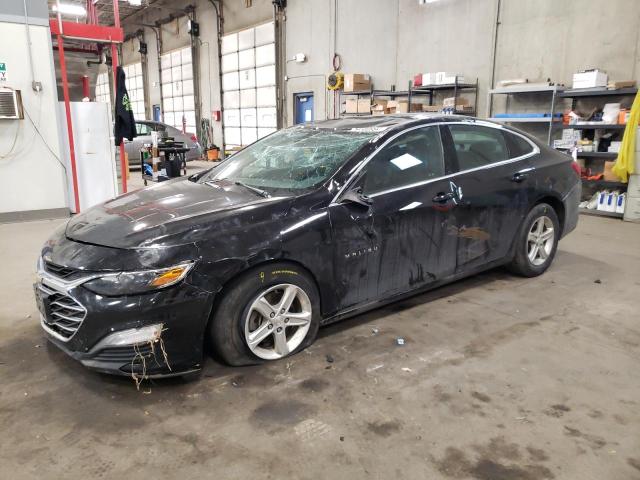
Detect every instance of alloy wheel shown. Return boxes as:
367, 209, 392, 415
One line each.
244, 283, 312, 360
527, 216, 555, 266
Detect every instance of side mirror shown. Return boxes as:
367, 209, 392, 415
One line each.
340, 187, 372, 208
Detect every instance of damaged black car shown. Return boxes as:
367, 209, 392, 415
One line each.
34, 114, 580, 378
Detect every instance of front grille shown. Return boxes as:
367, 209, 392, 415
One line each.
92, 344, 154, 363
44, 260, 78, 279
38, 282, 86, 339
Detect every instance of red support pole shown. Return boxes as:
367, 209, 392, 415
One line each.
111, 0, 127, 193
57, 35, 81, 213
81, 75, 90, 98
111, 43, 127, 193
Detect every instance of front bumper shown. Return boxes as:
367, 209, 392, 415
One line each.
35, 268, 214, 377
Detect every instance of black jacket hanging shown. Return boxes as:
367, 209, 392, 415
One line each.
114, 66, 136, 146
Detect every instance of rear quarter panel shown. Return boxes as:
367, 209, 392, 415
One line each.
528, 145, 581, 237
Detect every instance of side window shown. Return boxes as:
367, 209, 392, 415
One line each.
361, 126, 445, 196
136, 123, 151, 135
504, 130, 535, 158
448, 125, 508, 171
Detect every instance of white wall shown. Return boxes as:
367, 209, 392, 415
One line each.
0, 20, 68, 217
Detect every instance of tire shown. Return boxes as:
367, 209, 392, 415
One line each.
209, 262, 321, 366
507, 203, 560, 277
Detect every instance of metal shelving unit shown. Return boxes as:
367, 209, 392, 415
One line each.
486, 84, 565, 145
338, 78, 479, 116
559, 87, 637, 98
410, 78, 478, 115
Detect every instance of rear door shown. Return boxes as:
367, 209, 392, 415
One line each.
330, 125, 458, 308
442, 123, 538, 273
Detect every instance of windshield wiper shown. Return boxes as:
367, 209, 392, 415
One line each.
234, 181, 270, 198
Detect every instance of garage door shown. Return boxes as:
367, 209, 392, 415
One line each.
95, 64, 146, 121
123, 62, 146, 120
95, 71, 110, 104
222, 21, 277, 149
160, 46, 196, 134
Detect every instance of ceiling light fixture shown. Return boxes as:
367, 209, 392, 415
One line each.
127, 0, 143, 6
51, 3, 87, 16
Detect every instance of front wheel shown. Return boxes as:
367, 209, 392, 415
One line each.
507, 203, 560, 277
209, 263, 320, 366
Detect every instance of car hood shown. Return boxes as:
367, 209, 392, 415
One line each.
66, 178, 292, 249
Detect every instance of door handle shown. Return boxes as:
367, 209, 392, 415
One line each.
432, 192, 455, 203
512, 172, 528, 183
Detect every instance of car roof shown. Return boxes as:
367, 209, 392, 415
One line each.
303, 113, 475, 132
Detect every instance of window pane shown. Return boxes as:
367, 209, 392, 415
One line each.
256, 65, 275, 87
161, 69, 172, 83
240, 108, 257, 127
257, 107, 277, 127
255, 44, 275, 66
238, 28, 255, 50
164, 97, 174, 112
164, 112, 175, 126
239, 68, 256, 89
221, 33, 238, 54
224, 90, 240, 109
182, 64, 193, 80
240, 89, 257, 108
255, 22, 274, 46
257, 86, 276, 107
222, 72, 239, 91
238, 48, 255, 70
171, 50, 181, 65
161, 54, 171, 69
448, 125, 509, 171
181, 48, 192, 64
241, 127, 258, 145
183, 95, 195, 110
258, 127, 277, 139
221, 52, 238, 73
224, 127, 241, 147
184, 111, 196, 126
504, 131, 534, 158
182, 79, 194, 95
224, 109, 241, 127
362, 126, 445, 195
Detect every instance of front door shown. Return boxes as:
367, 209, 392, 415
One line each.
294, 93, 314, 125
443, 123, 536, 272
330, 125, 458, 309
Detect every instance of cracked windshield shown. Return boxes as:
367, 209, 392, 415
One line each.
199, 128, 375, 191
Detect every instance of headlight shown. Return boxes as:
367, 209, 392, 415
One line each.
83, 262, 194, 296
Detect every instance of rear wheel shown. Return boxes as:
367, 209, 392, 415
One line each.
209, 263, 320, 366
507, 203, 559, 277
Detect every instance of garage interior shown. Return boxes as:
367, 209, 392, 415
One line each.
1, 0, 640, 478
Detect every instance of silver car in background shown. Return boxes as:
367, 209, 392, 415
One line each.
125, 121, 203, 166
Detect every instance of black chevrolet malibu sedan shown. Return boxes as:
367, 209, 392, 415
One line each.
35, 114, 580, 377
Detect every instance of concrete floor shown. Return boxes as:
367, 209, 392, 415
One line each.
1, 202, 639, 479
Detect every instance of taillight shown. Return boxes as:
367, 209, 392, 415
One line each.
570, 160, 581, 177
190, 133, 197, 142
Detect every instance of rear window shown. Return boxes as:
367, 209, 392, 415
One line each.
449, 125, 509, 171
504, 130, 535, 158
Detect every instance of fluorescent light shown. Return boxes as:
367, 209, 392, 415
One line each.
128, 0, 142, 6
390, 153, 422, 171
52, 3, 87, 16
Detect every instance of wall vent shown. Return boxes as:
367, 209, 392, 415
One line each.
0, 88, 24, 120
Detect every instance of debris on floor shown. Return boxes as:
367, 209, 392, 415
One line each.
325, 354, 334, 363
396, 338, 405, 346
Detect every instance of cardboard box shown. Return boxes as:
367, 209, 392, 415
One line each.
603, 161, 620, 182
572, 69, 608, 89
422, 104, 441, 112
608, 80, 636, 89
357, 98, 371, 113
443, 96, 470, 107
344, 73, 371, 92
422, 73, 437, 86
436, 72, 464, 85
395, 101, 422, 113
371, 99, 389, 115
345, 98, 359, 114
623, 195, 640, 222
386, 100, 399, 113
